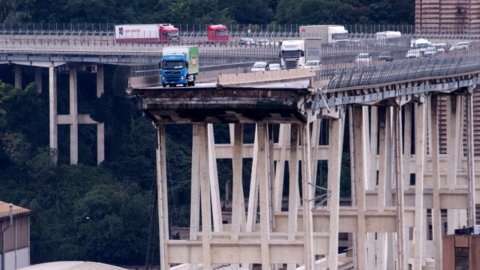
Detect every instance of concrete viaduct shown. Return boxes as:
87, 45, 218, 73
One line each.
1, 30, 480, 269
129, 47, 480, 270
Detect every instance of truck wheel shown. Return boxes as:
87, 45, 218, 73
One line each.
183, 83, 188, 87
162, 84, 167, 87
191, 81, 195, 86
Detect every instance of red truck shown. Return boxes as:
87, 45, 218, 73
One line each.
115, 24, 180, 43
207, 24, 229, 45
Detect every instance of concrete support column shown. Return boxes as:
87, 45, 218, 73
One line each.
190, 125, 201, 241
352, 106, 368, 270
287, 124, 299, 239
257, 123, 271, 269
466, 91, 477, 226
327, 113, 345, 270
34, 67, 42, 93
394, 106, 406, 270
207, 124, 223, 232
430, 95, 443, 269
198, 124, 212, 269
231, 123, 246, 239
302, 122, 315, 270
286, 124, 299, 270
447, 95, 462, 189
14, 65, 21, 89
49, 65, 58, 164
273, 124, 290, 212
69, 65, 78, 165
156, 124, 170, 270
246, 126, 259, 232
413, 102, 426, 270
376, 107, 390, 270
96, 65, 105, 164
403, 104, 412, 187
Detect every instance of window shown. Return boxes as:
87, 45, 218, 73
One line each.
455, 247, 469, 270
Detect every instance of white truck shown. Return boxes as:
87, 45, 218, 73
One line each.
375, 31, 409, 46
114, 24, 179, 43
299, 25, 348, 45
280, 39, 305, 69
280, 38, 322, 69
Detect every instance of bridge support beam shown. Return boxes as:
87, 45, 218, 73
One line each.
394, 106, 406, 270
96, 65, 105, 164
377, 106, 392, 270
69, 65, 79, 165
430, 95, 443, 270
413, 101, 426, 270
352, 106, 368, 270
49, 64, 58, 164
156, 124, 170, 270
14, 65, 22, 89
35, 67, 42, 93
466, 90, 477, 226
327, 112, 345, 270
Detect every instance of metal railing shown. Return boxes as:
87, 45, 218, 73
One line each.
322, 47, 480, 90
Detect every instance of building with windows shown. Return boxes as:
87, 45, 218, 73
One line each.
0, 201, 30, 270
443, 226, 480, 269
415, 0, 480, 34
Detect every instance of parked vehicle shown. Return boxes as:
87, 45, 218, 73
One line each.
207, 24, 229, 45
378, 51, 393, 61
269, 63, 282, 71
354, 53, 372, 64
239, 37, 255, 46
406, 49, 421, 58
115, 24, 179, 43
299, 25, 348, 45
161, 46, 199, 87
251, 61, 269, 72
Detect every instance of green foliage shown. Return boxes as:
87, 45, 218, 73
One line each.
0, 0, 414, 25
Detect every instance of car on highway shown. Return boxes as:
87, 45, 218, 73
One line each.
422, 47, 437, 57
378, 51, 393, 62
303, 60, 321, 68
354, 53, 372, 64
268, 63, 282, 71
406, 49, 421, 58
256, 39, 270, 46
251, 61, 269, 72
239, 37, 255, 46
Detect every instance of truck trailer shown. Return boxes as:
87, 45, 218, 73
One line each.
299, 25, 348, 45
160, 46, 199, 87
115, 24, 179, 43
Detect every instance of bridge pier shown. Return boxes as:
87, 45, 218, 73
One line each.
14, 65, 22, 89
413, 102, 426, 270
130, 73, 480, 269
49, 64, 58, 163
430, 95, 443, 270
48, 63, 105, 165
35, 67, 42, 93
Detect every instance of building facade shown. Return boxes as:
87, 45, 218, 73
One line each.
0, 201, 30, 270
415, 0, 480, 34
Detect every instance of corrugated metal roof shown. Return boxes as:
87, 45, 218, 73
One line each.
18, 261, 128, 270
0, 201, 30, 219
